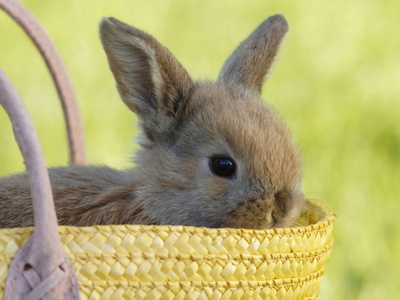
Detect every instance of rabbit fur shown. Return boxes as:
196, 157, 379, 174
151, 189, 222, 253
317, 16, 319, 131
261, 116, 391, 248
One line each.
0, 14, 304, 229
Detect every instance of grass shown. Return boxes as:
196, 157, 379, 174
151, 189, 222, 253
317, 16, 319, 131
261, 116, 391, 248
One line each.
1, 0, 399, 299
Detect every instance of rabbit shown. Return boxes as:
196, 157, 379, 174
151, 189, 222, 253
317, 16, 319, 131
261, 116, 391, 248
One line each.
0, 14, 304, 229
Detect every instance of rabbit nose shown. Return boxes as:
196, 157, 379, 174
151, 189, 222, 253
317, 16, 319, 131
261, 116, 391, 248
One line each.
271, 190, 301, 228
270, 191, 289, 223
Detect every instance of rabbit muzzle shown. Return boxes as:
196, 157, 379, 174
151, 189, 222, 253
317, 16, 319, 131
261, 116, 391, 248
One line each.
223, 191, 303, 229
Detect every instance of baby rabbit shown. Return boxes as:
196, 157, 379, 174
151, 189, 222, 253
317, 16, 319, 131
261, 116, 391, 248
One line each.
0, 14, 303, 229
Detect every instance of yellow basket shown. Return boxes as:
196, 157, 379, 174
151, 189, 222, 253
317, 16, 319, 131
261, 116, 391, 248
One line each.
0, 199, 334, 300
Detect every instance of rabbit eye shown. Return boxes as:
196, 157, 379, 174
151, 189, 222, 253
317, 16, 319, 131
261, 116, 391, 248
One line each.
210, 156, 236, 178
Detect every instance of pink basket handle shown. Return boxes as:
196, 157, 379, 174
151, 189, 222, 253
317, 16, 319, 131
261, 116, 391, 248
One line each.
0, 69, 79, 299
0, 0, 86, 165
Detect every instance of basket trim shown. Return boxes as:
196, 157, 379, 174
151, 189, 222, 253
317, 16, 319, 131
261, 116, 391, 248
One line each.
69, 268, 325, 289
1, 244, 332, 269
77, 244, 330, 260
1, 242, 332, 262
58, 221, 334, 238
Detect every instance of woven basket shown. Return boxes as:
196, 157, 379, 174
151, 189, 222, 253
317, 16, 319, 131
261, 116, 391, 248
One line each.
0, 0, 335, 299
0, 200, 334, 300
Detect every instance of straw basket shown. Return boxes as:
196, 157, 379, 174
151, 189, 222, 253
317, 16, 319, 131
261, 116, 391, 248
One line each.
0, 201, 334, 299
0, 0, 335, 299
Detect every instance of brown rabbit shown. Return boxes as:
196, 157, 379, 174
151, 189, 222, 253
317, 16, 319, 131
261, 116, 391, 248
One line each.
0, 15, 303, 229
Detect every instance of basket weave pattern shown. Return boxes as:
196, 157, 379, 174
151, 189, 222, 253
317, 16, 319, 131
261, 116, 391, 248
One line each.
0, 199, 334, 300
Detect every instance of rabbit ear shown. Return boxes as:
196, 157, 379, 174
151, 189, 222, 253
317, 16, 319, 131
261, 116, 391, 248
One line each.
99, 17, 194, 140
218, 14, 288, 94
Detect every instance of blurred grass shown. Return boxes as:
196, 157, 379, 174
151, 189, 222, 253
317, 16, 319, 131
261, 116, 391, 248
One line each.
1, 0, 399, 299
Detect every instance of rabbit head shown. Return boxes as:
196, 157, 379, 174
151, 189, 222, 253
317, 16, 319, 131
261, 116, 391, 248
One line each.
99, 14, 303, 229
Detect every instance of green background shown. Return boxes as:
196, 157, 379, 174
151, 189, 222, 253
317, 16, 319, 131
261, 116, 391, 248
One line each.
1, 0, 399, 299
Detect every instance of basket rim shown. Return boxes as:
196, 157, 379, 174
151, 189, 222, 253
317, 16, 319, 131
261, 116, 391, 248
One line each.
1, 199, 334, 236
73, 198, 334, 233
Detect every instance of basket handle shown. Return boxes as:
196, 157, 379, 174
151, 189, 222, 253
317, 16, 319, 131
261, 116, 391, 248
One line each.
0, 69, 79, 299
0, 0, 86, 165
